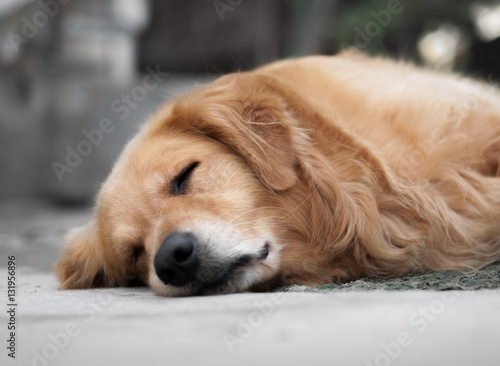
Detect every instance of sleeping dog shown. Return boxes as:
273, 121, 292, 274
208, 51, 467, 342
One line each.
56, 52, 500, 296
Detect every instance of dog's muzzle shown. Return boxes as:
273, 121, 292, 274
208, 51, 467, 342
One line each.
153, 231, 270, 291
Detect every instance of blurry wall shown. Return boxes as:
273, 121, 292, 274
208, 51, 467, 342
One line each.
1, 0, 500, 205
0, 0, 149, 204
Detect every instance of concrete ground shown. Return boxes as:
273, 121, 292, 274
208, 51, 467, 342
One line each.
1, 200, 500, 366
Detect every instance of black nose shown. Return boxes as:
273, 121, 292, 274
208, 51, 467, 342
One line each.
154, 232, 199, 287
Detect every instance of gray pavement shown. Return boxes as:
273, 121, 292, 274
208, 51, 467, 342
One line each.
1, 200, 500, 366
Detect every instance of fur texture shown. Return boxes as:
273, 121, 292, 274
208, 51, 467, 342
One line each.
55, 53, 500, 296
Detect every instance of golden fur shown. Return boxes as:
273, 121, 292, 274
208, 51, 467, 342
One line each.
56, 53, 500, 296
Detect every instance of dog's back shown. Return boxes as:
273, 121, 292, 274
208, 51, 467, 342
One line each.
259, 54, 500, 179
255, 54, 500, 272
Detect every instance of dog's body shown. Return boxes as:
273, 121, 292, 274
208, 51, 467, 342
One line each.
56, 53, 500, 296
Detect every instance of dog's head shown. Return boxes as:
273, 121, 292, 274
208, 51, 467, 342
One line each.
55, 72, 337, 296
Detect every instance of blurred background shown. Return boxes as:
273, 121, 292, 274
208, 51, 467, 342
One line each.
1, 0, 500, 206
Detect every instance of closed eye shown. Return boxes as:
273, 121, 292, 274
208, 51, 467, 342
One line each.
131, 245, 145, 266
170, 162, 199, 195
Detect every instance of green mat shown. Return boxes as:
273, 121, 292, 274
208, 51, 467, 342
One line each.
277, 262, 500, 293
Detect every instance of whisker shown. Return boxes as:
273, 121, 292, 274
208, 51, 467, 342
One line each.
227, 206, 278, 224
281, 187, 318, 219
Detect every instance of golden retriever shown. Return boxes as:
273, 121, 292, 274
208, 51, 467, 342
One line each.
55, 52, 500, 296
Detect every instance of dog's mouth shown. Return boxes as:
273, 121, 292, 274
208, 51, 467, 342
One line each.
151, 235, 272, 296
194, 243, 270, 296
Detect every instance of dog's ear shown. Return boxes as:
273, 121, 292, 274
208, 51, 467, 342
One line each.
55, 223, 112, 289
184, 74, 299, 191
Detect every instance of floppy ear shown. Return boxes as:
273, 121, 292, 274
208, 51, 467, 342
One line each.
55, 224, 110, 289
185, 74, 300, 191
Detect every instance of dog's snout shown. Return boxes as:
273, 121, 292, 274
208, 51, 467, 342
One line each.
154, 232, 199, 287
